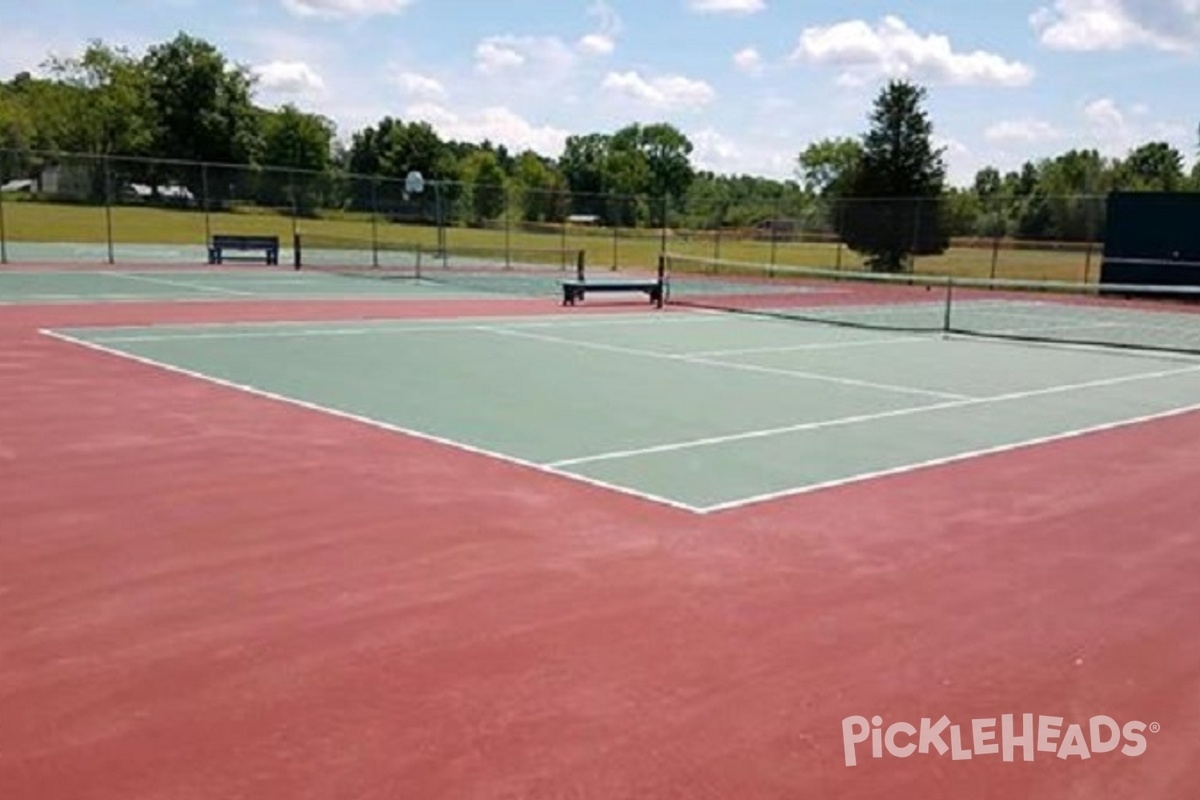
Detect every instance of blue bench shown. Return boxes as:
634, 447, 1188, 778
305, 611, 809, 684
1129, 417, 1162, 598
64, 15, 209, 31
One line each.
208, 234, 280, 265
562, 279, 664, 307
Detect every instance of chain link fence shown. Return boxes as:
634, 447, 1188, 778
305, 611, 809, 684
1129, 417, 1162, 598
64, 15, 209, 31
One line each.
0, 148, 1107, 282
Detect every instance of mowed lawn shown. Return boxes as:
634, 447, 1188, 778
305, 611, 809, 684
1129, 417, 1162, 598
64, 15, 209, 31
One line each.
0, 200, 1099, 283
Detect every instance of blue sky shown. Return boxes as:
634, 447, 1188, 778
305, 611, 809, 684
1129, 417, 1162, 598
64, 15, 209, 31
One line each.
1, 0, 1198, 185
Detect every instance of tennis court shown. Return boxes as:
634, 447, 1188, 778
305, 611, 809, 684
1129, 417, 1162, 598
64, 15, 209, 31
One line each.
46, 303, 1200, 512
5, 248, 1200, 800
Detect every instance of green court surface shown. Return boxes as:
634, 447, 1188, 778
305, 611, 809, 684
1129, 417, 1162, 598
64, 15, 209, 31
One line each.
48, 311, 1200, 513
0, 268, 535, 303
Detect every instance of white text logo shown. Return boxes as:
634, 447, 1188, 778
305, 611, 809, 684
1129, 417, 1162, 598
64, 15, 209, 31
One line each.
842, 715, 1160, 767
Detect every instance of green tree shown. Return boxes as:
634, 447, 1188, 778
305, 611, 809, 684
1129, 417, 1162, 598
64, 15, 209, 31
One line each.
973, 167, 1002, 198
1119, 142, 1185, 190
258, 104, 335, 212
838, 80, 948, 272
142, 33, 259, 167
0, 86, 37, 178
618, 123, 695, 201
797, 137, 863, 197
43, 40, 151, 157
260, 104, 334, 172
559, 132, 611, 218
511, 150, 567, 222
459, 149, 506, 225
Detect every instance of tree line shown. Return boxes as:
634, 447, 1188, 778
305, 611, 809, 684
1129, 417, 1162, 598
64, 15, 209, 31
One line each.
800, 111, 1200, 268
0, 33, 804, 231
2, 33, 1198, 271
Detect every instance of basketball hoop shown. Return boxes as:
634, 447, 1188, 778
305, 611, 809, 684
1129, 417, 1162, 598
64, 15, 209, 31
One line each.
405, 171, 425, 195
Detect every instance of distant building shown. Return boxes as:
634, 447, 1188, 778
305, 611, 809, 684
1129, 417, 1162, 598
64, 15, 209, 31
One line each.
37, 164, 95, 199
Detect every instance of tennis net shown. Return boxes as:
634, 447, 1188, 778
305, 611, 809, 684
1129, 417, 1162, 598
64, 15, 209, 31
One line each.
293, 234, 585, 295
659, 252, 1200, 357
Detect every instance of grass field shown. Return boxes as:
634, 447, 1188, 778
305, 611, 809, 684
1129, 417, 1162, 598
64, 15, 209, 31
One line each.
0, 199, 1100, 283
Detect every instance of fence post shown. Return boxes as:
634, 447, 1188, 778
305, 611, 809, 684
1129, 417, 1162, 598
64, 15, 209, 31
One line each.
103, 155, 115, 265
0, 182, 7, 265
610, 193, 619, 271
370, 178, 379, 268
201, 163, 211, 249
1083, 194, 1097, 283
834, 200, 844, 271
769, 196, 779, 274
659, 194, 669, 256
560, 193, 570, 264
909, 197, 921, 275
435, 181, 448, 266
504, 184, 512, 269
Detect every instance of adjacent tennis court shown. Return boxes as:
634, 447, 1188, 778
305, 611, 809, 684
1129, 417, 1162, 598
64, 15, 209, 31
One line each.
47, 306, 1200, 512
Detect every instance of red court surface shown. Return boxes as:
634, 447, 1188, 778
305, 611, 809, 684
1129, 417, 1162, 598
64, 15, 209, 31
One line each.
3, 294, 1200, 800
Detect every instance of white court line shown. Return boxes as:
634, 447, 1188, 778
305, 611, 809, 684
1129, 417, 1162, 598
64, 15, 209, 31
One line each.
688, 336, 926, 358
698, 398, 1200, 514
548, 360, 1200, 469
482, 326, 972, 401
101, 271, 259, 297
38, 329, 705, 515
84, 312, 729, 343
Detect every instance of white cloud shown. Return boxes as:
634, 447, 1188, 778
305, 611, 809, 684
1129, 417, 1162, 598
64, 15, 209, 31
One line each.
474, 35, 577, 76
579, 34, 616, 55
280, 0, 412, 19
579, 0, 621, 55
475, 39, 528, 73
601, 71, 716, 108
935, 135, 970, 157
389, 70, 446, 100
404, 103, 571, 156
252, 61, 326, 94
690, 129, 796, 178
1079, 97, 1189, 155
1084, 97, 1125, 128
733, 47, 764, 74
692, 129, 743, 170
687, 0, 766, 15
1031, 0, 1200, 52
984, 119, 1063, 143
791, 15, 1035, 87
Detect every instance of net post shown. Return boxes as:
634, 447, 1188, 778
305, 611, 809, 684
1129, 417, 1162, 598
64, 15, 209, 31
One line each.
941, 275, 954, 333
292, 233, 301, 270
415, 243, 422, 280
656, 252, 668, 308
576, 249, 585, 282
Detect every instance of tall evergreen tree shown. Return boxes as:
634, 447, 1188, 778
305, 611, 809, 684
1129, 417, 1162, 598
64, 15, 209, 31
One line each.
837, 80, 948, 272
